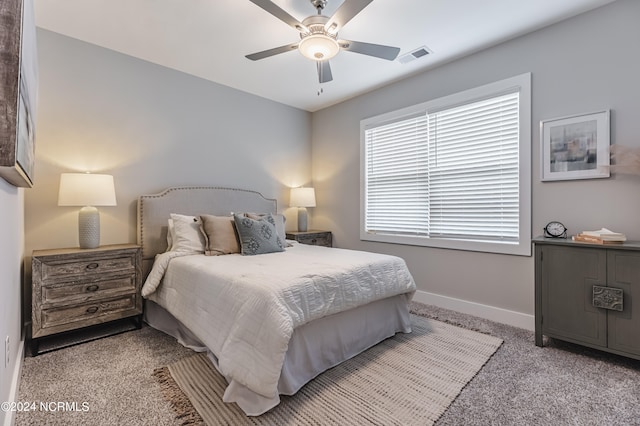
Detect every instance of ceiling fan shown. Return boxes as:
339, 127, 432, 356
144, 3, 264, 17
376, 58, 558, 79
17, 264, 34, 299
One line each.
246, 0, 401, 84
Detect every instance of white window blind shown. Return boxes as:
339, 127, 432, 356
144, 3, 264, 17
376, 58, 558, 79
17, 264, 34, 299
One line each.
427, 92, 519, 241
365, 114, 429, 235
364, 91, 520, 243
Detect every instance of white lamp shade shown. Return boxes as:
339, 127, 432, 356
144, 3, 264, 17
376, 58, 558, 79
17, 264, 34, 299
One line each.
290, 187, 316, 208
58, 173, 117, 207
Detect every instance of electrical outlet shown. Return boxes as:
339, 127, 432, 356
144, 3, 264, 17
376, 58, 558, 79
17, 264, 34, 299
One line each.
5, 336, 9, 368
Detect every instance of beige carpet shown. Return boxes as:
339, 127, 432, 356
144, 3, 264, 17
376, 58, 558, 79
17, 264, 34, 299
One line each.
154, 315, 503, 425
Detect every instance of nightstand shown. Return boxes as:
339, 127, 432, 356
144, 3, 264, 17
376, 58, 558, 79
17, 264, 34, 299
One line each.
285, 230, 332, 247
31, 244, 142, 355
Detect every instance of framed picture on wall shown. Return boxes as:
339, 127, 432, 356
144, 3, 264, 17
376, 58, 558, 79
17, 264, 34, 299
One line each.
0, 0, 38, 188
540, 110, 610, 181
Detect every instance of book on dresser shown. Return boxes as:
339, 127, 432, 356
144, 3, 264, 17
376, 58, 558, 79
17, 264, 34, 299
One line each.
572, 228, 627, 244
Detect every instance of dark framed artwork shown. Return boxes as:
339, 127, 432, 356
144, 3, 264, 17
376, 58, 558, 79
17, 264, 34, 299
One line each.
540, 110, 610, 181
0, 0, 38, 187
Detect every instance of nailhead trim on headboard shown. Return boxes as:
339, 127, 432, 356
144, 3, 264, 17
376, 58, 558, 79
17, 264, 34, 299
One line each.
137, 186, 278, 278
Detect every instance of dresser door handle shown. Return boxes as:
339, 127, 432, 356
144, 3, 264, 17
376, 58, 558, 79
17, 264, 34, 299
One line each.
86, 285, 99, 292
593, 285, 624, 311
86, 306, 99, 314
86, 263, 100, 270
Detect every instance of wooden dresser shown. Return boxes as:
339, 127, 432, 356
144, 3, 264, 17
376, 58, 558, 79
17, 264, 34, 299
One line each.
534, 237, 640, 360
31, 244, 142, 355
285, 230, 332, 247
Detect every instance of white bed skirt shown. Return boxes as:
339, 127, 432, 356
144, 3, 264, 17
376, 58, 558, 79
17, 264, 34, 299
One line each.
144, 295, 412, 415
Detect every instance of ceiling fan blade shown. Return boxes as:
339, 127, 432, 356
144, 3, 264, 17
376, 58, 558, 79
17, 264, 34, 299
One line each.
246, 43, 299, 61
248, 0, 307, 32
317, 61, 333, 83
325, 0, 373, 33
339, 40, 400, 61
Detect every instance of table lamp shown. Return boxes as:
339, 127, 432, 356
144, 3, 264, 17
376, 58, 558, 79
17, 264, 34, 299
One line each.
290, 187, 316, 232
58, 173, 117, 249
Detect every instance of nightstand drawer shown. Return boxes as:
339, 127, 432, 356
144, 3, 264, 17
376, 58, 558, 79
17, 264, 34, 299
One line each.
41, 276, 136, 305
39, 255, 136, 281
286, 231, 333, 247
40, 295, 137, 330
296, 234, 331, 247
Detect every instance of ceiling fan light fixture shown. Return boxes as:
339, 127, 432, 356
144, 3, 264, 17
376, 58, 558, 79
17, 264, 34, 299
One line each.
299, 34, 340, 61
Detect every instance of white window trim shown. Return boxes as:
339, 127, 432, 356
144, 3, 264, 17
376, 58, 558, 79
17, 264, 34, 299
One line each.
360, 73, 531, 256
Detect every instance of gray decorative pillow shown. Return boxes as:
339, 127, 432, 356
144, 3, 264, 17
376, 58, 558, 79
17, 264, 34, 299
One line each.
233, 213, 285, 256
244, 212, 287, 243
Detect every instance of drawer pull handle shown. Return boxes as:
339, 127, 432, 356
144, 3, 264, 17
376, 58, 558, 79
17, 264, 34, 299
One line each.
86, 285, 99, 292
593, 285, 624, 311
86, 306, 99, 314
86, 263, 100, 270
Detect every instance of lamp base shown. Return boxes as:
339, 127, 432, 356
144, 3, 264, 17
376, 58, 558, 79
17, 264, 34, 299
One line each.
297, 207, 308, 232
78, 206, 100, 249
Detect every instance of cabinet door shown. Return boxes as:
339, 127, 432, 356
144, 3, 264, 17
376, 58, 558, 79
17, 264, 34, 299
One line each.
607, 251, 640, 355
541, 245, 607, 347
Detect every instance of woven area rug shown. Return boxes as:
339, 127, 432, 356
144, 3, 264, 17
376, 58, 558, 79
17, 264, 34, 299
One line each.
153, 315, 502, 425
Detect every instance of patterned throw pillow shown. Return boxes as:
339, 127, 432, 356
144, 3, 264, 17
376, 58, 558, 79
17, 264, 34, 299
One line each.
243, 213, 287, 243
233, 213, 285, 256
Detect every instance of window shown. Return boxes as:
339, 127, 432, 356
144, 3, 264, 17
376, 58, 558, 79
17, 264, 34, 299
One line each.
360, 74, 531, 255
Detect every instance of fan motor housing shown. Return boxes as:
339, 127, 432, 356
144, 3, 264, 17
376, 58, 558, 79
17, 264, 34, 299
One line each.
300, 15, 334, 36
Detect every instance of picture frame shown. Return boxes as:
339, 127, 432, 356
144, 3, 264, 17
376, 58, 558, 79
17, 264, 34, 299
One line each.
0, 0, 38, 188
540, 110, 610, 182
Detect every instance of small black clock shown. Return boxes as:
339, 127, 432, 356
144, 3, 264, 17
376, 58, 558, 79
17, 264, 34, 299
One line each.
544, 221, 567, 238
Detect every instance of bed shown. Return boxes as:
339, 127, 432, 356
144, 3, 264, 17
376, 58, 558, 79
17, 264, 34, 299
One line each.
137, 186, 416, 416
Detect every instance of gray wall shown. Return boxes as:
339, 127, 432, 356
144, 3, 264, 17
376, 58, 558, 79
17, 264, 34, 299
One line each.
25, 29, 312, 257
311, 0, 640, 319
0, 181, 24, 426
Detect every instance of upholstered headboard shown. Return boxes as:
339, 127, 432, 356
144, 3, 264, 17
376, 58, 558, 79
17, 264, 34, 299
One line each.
137, 186, 277, 277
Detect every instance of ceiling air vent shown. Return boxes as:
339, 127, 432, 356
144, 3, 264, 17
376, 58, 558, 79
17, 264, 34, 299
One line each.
398, 46, 432, 64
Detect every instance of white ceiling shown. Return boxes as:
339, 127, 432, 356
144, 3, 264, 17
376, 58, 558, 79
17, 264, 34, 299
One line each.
34, 0, 616, 112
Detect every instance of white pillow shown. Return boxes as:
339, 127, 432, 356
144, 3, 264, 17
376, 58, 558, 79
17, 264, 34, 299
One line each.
169, 213, 206, 253
166, 218, 174, 252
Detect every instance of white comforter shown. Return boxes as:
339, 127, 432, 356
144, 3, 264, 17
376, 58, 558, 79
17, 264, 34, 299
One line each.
142, 243, 415, 407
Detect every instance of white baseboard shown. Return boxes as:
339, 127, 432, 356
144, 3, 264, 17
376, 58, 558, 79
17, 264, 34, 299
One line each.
413, 289, 534, 331
3, 338, 24, 426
